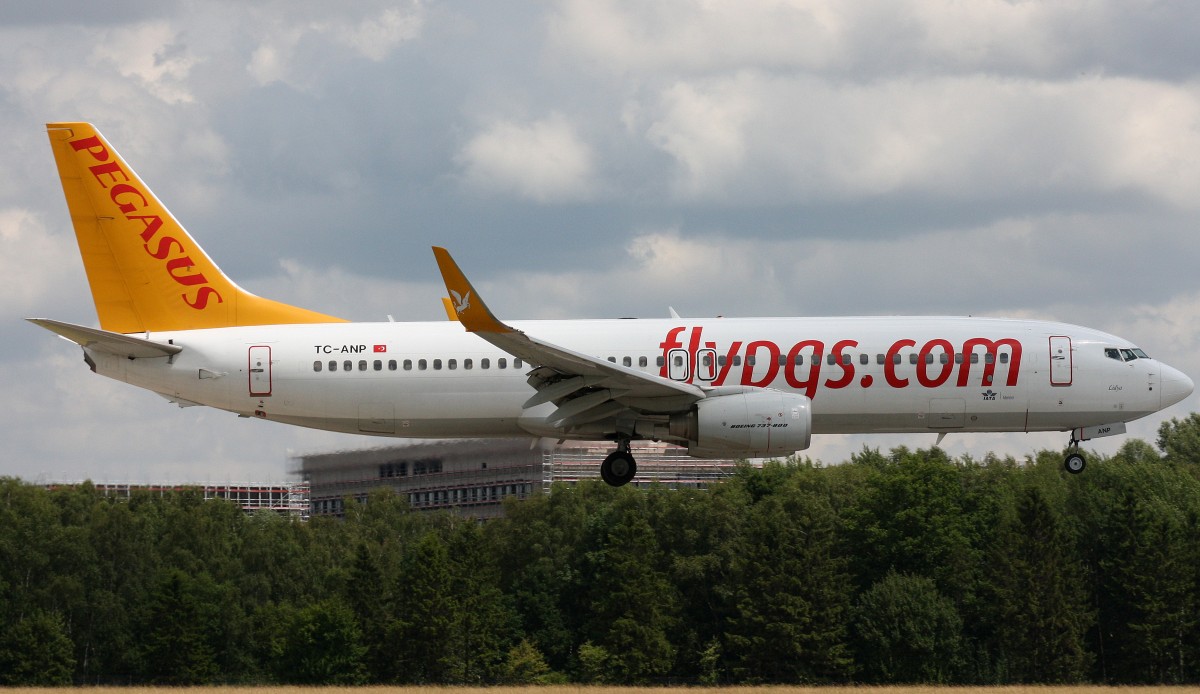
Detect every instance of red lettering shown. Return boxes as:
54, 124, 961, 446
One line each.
884, 339, 915, 387
165, 257, 207, 286
109, 183, 147, 214
69, 136, 109, 161
958, 337, 1022, 387
741, 340, 781, 387
88, 161, 129, 189
824, 339, 858, 389
184, 286, 224, 310
686, 327, 704, 383
711, 342, 743, 385
917, 339, 955, 387
659, 327, 686, 378
144, 235, 184, 260
129, 214, 164, 241
784, 339, 824, 398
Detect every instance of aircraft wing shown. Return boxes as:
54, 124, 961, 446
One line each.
28, 318, 182, 359
432, 248, 703, 426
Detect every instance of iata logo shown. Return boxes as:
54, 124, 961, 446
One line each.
69, 135, 223, 311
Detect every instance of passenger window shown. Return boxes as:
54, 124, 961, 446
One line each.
498, 358, 507, 369
778, 354, 787, 366
909, 354, 918, 365
747, 355, 756, 366
826, 354, 836, 366
608, 356, 616, 363
876, 354, 885, 365
403, 359, 412, 371
358, 360, 367, 371
971, 353, 979, 364
893, 354, 902, 365
674, 355, 684, 367
418, 359, 427, 370
514, 358, 523, 368
389, 360, 397, 371
482, 358, 490, 369
448, 359, 456, 370
639, 356, 648, 367
860, 354, 869, 365
954, 353, 963, 364
622, 356, 632, 367
344, 360, 353, 371
433, 359, 442, 370
733, 356, 742, 366
656, 356, 665, 367
464, 359, 472, 370
329, 361, 337, 372
795, 354, 804, 366
939, 353, 949, 365
985, 353, 995, 364
718, 355, 727, 366
313, 361, 322, 372
373, 360, 382, 371
999, 354, 1009, 364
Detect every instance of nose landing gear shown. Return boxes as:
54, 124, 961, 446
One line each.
600, 439, 637, 487
1064, 434, 1086, 474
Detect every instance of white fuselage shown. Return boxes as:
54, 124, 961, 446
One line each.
84, 316, 1190, 447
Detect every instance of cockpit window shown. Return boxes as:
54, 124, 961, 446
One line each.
1120, 349, 1137, 362
1133, 348, 1150, 359
1105, 348, 1121, 361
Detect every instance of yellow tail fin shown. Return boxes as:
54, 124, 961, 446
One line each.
46, 122, 345, 333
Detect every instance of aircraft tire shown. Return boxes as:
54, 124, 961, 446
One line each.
601, 450, 637, 487
1064, 452, 1086, 474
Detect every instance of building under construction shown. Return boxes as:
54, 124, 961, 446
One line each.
296, 439, 744, 520
45, 482, 311, 518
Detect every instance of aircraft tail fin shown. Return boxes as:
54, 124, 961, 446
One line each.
46, 122, 345, 333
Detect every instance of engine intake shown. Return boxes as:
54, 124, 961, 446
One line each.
670, 390, 812, 457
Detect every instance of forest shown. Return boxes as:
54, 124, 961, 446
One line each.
4, 414, 1200, 686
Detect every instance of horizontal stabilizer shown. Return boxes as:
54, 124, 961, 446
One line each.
28, 318, 182, 359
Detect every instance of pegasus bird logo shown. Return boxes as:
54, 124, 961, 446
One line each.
450, 289, 471, 315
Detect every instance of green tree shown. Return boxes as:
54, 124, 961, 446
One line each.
275, 599, 367, 684
725, 487, 853, 682
583, 494, 679, 683
983, 484, 1091, 682
0, 610, 76, 685
852, 571, 962, 683
1157, 413, 1200, 465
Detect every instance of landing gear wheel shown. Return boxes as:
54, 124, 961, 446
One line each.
1064, 452, 1086, 474
600, 450, 637, 487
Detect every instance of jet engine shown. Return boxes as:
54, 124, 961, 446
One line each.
669, 390, 812, 457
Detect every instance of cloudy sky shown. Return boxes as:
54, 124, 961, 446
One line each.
4, 1, 1199, 483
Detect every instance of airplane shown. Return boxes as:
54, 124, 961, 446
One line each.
30, 122, 1194, 486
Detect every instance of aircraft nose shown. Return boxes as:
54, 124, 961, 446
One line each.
1160, 363, 1194, 409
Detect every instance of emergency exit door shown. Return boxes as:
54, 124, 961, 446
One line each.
1049, 336, 1072, 386
249, 346, 272, 396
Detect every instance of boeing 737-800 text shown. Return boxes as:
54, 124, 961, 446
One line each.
30, 123, 1193, 486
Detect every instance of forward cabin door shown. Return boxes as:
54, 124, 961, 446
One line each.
249, 346, 272, 396
1049, 336, 1072, 386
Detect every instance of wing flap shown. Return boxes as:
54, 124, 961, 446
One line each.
28, 318, 182, 359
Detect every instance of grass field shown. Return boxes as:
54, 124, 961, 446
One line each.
9, 681, 1200, 686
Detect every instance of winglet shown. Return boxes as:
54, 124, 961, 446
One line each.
431, 247, 514, 334
441, 297, 460, 321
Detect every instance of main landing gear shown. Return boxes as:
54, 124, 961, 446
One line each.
600, 440, 637, 487
1064, 434, 1086, 475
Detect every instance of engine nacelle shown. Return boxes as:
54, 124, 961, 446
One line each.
670, 390, 812, 457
